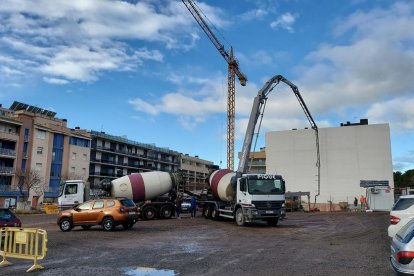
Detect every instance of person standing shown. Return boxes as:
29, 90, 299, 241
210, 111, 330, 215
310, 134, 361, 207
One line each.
176, 195, 183, 219
190, 196, 197, 218
353, 197, 358, 208
359, 195, 365, 209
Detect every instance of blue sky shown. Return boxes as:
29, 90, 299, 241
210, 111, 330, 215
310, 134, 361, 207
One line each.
1, 0, 413, 171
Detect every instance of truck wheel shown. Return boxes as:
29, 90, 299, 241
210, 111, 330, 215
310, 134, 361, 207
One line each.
59, 218, 73, 232
143, 206, 157, 220
102, 217, 115, 231
203, 204, 212, 219
211, 205, 219, 220
267, 218, 278, 226
235, 208, 246, 226
159, 205, 173, 219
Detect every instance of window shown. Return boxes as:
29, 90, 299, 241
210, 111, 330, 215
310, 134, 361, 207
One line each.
65, 184, 78, 195
393, 198, 414, 211
93, 200, 104, 209
37, 130, 46, 139
77, 202, 92, 211
82, 154, 87, 161
69, 137, 90, 148
71, 167, 75, 173
72, 152, 76, 160
106, 200, 115, 207
37, 147, 43, 155
82, 168, 86, 175
35, 163, 42, 171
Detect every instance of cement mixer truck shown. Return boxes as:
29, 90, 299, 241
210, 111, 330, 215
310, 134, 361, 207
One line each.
58, 171, 183, 220
199, 74, 319, 226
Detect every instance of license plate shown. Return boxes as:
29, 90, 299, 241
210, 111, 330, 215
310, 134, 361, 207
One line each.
129, 211, 136, 215
266, 211, 274, 214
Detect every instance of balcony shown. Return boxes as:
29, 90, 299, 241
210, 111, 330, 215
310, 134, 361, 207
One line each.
0, 129, 19, 142
0, 167, 14, 175
0, 148, 16, 158
0, 184, 18, 192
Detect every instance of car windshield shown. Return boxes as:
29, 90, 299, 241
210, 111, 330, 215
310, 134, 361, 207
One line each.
120, 199, 135, 207
396, 218, 414, 243
248, 179, 284, 194
392, 198, 414, 211
0, 209, 16, 220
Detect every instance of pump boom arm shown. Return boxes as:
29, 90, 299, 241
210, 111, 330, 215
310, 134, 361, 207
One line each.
238, 75, 320, 178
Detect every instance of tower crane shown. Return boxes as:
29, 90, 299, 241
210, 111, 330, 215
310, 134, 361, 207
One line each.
182, 0, 247, 170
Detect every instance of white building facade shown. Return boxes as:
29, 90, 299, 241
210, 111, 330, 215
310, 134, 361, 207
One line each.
266, 123, 394, 211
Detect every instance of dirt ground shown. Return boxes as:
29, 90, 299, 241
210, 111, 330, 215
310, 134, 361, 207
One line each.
1, 211, 393, 276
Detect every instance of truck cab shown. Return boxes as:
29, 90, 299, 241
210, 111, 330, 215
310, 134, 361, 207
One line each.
58, 180, 85, 210
235, 174, 285, 226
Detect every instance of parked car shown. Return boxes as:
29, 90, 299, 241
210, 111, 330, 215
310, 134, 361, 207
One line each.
389, 195, 414, 238
390, 217, 414, 274
0, 208, 22, 228
57, 198, 139, 232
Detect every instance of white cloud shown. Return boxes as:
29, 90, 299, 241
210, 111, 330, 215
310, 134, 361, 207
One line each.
239, 9, 268, 21
270, 13, 296, 33
366, 97, 414, 131
43, 77, 69, 85
294, 2, 414, 132
0, 0, 216, 85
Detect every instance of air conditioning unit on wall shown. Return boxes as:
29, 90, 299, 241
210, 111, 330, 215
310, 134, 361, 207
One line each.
369, 187, 379, 194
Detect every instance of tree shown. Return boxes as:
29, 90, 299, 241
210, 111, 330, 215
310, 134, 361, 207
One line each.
14, 169, 43, 201
394, 170, 414, 188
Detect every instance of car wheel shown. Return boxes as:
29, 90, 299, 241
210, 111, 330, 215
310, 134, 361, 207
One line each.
59, 218, 73, 232
267, 218, 278, 226
102, 217, 115, 231
81, 225, 92, 230
122, 221, 134, 230
159, 205, 173, 219
235, 208, 245, 226
142, 206, 157, 220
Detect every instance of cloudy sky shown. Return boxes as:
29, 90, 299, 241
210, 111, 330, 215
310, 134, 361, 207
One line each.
1, 0, 413, 171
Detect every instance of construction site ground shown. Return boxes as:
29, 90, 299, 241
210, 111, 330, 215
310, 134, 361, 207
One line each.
2, 211, 392, 276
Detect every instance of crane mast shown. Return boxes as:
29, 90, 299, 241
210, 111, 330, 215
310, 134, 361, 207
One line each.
182, 0, 247, 170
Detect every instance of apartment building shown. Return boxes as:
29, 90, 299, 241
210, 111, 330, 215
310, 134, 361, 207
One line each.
89, 131, 181, 188
180, 154, 215, 192
238, 147, 266, 174
0, 101, 91, 208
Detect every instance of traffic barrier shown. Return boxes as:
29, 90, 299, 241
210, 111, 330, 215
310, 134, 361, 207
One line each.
0, 227, 47, 272
43, 204, 59, 214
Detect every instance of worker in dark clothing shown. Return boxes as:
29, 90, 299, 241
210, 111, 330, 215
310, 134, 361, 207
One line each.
190, 196, 197, 218
176, 195, 183, 219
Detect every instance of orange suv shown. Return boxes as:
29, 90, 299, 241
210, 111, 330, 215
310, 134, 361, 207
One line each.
57, 198, 139, 232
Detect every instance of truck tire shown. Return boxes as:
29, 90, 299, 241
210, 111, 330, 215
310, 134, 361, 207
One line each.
102, 217, 115, 231
267, 218, 278, 226
203, 204, 212, 219
159, 205, 173, 219
59, 218, 73, 232
211, 205, 219, 220
235, 208, 246, 226
142, 206, 157, 220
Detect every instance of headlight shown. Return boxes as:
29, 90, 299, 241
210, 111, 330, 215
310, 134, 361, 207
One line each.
282, 203, 286, 208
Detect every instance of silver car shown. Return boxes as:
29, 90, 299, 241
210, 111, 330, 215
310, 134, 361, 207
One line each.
391, 217, 414, 274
